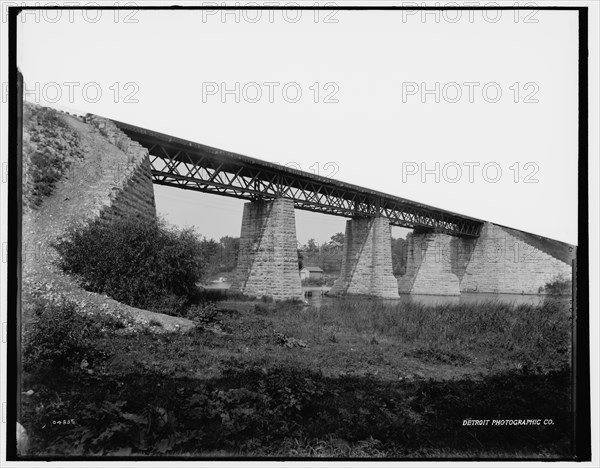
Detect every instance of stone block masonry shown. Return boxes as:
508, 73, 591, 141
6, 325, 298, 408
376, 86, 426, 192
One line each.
398, 232, 461, 295
84, 114, 156, 222
230, 198, 304, 301
329, 217, 399, 298
459, 222, 573, 294
398, 222, 573, 295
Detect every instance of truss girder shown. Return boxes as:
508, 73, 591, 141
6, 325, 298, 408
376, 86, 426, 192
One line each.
109, 118, 482, 237
141, 142, 482, 237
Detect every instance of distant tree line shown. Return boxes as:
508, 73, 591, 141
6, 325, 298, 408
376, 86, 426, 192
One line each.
202, 236, 240, 276
204, 231, 411, 278
298, 232, 409, 277
391, 235, 409, 277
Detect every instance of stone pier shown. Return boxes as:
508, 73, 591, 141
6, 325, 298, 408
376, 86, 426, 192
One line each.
329, 217, 399, 298
397, 232, 462, 295
230, 197, 303, 301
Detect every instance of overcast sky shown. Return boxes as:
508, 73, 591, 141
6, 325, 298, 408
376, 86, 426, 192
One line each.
16, 8, 579, 245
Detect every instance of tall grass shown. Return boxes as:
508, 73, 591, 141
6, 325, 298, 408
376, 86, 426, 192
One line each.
21, 295, 573, 457
277, 298, 571, 372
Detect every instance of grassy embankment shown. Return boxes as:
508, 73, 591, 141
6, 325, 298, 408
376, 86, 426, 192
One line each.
21, 296, 573, 458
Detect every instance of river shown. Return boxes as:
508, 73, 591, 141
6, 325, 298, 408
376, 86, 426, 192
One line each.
203, 282, 568, 308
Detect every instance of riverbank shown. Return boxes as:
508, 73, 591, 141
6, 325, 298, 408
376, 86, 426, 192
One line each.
20, 297, 572, 458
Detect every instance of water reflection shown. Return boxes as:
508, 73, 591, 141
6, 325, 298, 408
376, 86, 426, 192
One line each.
203, 283, 567, 309
303, 288, 566, 309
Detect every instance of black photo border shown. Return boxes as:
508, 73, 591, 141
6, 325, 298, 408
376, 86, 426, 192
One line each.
5, 4, 591, 462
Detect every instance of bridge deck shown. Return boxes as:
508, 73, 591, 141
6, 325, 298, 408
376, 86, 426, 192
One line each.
110, 118, 483, 237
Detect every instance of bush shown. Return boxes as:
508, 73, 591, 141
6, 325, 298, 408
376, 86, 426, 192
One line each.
185, 302, 220, 328
54, 217, 211, 315
23, 298, 105, 371
542, 275, 572, 296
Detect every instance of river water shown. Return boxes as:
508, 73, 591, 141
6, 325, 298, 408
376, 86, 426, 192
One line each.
204, 282, 568, 309
302, 289, 567, 309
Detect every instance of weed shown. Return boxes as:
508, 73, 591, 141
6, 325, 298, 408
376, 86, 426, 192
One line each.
22, 297, 109, 372
186, 302, 220, 328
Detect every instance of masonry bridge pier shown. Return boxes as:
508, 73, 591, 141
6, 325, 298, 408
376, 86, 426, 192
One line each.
87, 115, 575, 302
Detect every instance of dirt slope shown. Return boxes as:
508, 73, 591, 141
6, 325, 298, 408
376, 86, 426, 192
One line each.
22, 103, 193, 333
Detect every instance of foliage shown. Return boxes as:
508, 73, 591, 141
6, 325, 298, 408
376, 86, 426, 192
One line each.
391, 236, 407, 276
21, 359, 571, 457
20, 295, 573, 457
288, 298, 572, 374
542, 275, 572, 296
299, 234, 344, 273
206, 236, 239, 273
330, 232, 345, 245
195, 238, 220, 278
274, 332, 308, 349
194, 288, 229, 302
23, 104, 85, 208
54, 217, 211, 315
185, 302, 221, 329
22, 297, 108, 371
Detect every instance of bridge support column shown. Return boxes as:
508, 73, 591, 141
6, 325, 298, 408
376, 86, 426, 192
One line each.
398, 232, 461, 295
230, 198, 303, 301
329, 217, 399, 298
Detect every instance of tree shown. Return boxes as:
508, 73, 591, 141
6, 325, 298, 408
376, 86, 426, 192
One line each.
330, 232, 345, 245
217, 235, 239, 272
391, 236, 407, 276
306, 238, 319, 254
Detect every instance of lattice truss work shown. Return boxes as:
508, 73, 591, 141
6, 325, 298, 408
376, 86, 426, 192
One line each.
114, 121, 483, 237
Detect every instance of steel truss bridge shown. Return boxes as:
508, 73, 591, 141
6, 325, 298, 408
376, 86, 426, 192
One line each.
112, 119, 483, 237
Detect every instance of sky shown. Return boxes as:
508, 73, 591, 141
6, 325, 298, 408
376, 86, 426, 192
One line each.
14, 7, 579, 245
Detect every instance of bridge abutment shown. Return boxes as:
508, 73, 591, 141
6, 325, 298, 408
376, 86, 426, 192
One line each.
459, 222, 573, 294
397, 223, 573, 295
230, 198, 303, 301
329, 217, 399, 298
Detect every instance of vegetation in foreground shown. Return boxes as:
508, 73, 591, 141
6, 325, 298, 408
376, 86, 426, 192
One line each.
21, 295, 573, 458
53, 216, 216, 316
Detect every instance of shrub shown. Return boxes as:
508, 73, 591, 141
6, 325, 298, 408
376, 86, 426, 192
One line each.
23, 298, 105, 371
192, 287, 228, 303
53, 217, 211, 315
186, 302, 220, 328
542, 275, 572, 296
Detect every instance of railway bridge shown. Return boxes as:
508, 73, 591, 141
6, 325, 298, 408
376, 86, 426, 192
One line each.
86, 115, 574, 300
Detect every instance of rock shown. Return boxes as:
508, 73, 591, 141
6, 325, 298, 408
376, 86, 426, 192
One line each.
17, 422, 29, 455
